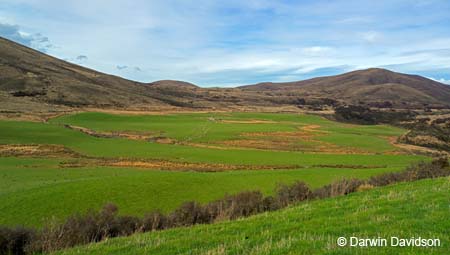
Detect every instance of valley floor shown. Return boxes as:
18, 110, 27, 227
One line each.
0, 112, 427, 227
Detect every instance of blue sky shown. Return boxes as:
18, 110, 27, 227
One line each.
1, 0, 450, 87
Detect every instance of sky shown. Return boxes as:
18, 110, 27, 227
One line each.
1, 0, 450, 87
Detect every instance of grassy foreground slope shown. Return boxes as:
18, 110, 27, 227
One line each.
57, 177, 450, 255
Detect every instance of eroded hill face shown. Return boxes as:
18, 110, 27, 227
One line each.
1, 36, 450, 114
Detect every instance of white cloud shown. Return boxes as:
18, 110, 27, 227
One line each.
428, 77, 450, 84
1, 0, 449, 86
301, 46, 333, 56
361, 31, 382, 43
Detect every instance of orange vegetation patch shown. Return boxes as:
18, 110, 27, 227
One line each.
61, 159, 304, 172
64, 125, 154, 141
64, 124, 179, 144
387, 136, 448, 157
81, 108, 230, 116
0, 144, 80, 157
216, 124, 371, 154
300, 124, 329, 134
219, 138, 373, 154
242, 131, 314, 140
219, 119, 277, 124
60, 158, 384, 172
220, 139, 309, 151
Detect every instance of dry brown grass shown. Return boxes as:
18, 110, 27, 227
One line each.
61, 159, 305, 172
0, 144, 80, 157
217, 124, 371, 154
356, 183, 374, 192
65, 125, 156, 141
387, 136, 449, 157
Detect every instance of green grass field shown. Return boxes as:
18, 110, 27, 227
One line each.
0, 112, 429, 227
0, 157, 409, 227
54, 177, 450, 255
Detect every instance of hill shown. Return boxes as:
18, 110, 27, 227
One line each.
55, 177, 450, 255
0, 37, 171, 111
2, 36, 450, 113
240, 68, 450, 108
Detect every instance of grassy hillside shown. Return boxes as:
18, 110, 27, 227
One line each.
55, 177, 450, 255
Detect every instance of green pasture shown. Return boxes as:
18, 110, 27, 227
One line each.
50, 112, 404, 151
0, 112, 429, 228
0, 112, 419, 167
0, 157, 406, 227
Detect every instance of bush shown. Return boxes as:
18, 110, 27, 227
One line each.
169, 201, 208, 227
369, 160, 450, 187
0, 227, 35, 255
210, 191, 265, 221
141, 211, 167, 232
262, 196, 279, 211
431, 157, 449, 168
224, 191, 265, 219
368, 171, 407, 187
313, 178, 363, 199
115, 216, 142, 236
33, 203, 143, 253
276, 181, 311, 207
356, 184, 374, 192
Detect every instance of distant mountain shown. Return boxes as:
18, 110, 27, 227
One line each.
240, 68, 450, 107
1, 36, 449, 113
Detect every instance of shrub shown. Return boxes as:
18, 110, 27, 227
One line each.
115, 216, 142, 236
33, 203, 142, 253
431, 157, 449, 168
169, 201, 208, 227
141, 211, 168, 232
211, 191, 265, 220
262, 196, 279, 211
410, 161, 450, 180
313, 178, 363, 199
369, 160, 450, 187
275, 181, 311, 207
224, 191, 264, 219
0, 227, 35, 255
368, 171, 407, 187
356, 184, 374, 192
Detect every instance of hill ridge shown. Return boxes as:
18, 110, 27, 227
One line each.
1, 36, 450, 112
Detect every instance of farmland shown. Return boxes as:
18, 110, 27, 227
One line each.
0, 112, 427, 227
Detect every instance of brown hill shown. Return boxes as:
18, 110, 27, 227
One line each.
0, 37, 271, 112
1, 36, 450, 114
0, 37, 170, 111
240, 68, 450, 107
